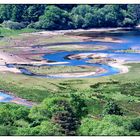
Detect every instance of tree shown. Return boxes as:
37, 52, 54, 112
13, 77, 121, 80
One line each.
78, 115, 130, 136
70, 94, 88, 118
29, 97, 79, 135
11, 5, 28, 22
71, 5, 94, 28
102, 101, 123, 116
16, 121, 62, 136
83, 13, 95, 28
35, 6, 73, 30
71, 5, 93, 17
0, 5, 13, 22
71, 15, 84, 28
0, 125, 16, 136
132, 5, 140, 23
123, 5, 138, 27
23, 5, 45, 22
129, 118, 140, 131
0, 103, 30, 136
56, 4, 77, 11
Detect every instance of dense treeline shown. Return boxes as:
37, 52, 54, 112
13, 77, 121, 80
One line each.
0, 94, 139, 136
0, 4, 140, 30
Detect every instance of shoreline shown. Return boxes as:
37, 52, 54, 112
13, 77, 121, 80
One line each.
30, 27, 135, 36
0, 90, 36, 106
0, 28, 139, 77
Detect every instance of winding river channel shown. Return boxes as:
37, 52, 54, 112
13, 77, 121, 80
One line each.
20, 28, 140, 78
1, 28, 140, 105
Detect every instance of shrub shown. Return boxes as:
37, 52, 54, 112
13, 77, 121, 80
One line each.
29, 97, 80, 135
2, 20, 27, 30
102, 101, 123, 116
78, 116, 129, 136
129, 118, 140, 131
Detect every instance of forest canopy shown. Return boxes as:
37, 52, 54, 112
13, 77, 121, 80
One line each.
0, 4, 140, 30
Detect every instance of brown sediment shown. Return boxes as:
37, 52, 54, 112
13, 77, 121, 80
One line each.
68, 35, 124, 43
0, 89, 36, 106
0, 29, 129, 76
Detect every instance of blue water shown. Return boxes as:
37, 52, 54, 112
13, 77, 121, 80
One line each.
1, 29, 140, 104
40, 29, 140, 78
8, 29, 140, 78
42, 51, 119, 78
0, 92, 13, 102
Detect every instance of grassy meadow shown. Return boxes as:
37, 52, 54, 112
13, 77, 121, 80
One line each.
0, 62, 139, 117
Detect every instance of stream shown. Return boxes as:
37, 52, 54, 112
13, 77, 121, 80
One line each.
1, 28, 140, 105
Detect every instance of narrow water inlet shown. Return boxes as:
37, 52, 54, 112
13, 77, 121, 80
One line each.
0, 91, 34, 107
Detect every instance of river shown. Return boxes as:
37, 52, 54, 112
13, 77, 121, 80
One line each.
1, 28, 140, 105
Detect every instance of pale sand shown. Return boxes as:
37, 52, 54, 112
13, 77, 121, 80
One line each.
0, 51, 70, 73
31, 31, 124, 43
0, 96, 5, 100
0, 66, 21, 73
89, 37, 124, 43
0, 51, 27, 73
109, 61, 129, 74
29, 27, 132, 36
49, 71, 96, 78
47, 62, 69, 65
68, 53, 108, 59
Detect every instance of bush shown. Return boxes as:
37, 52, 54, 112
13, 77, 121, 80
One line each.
2, 20, 27, 30
129, 118, 140, 131
29, 97, 80, 135
102, 101, 123, 116
78, 116, 130, 136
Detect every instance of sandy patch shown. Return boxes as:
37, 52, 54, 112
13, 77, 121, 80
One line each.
67, 53, 108, 60
49, 71, 96, 78
29, 27, 132, 36
0, 65, 21, 73
90, 37, 124, 43
109, 60, 129, 74
0, 96, 5, 100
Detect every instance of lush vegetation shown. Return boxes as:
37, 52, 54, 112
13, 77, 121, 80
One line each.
0, 4, 140, 136
0, 4, 140, 30
0, 63, 140, 136
0, 93, 139, 136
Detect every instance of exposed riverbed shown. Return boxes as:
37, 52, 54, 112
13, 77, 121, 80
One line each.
1, 28, 140, 105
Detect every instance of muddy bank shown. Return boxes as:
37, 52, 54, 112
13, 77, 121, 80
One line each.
0, 90, 36, 107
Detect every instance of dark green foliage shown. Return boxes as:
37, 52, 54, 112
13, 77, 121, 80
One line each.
0, 103, 30, 135
78, 115, 132, 136
129, 118, 140, 131
56, 4, 77, 11
24, 5, 45, 22
0, 103, 30, 125
103, 101, 123, 116
71, 5, 94, 28
16, 121, 62, 136
29, 97, 80, 135
11, 5, 28, 22
2, 20, 27, 30
34, 6, 73, 30
0, 5, 13, 22
70, 94, 88, 118
0, 4, 139, 30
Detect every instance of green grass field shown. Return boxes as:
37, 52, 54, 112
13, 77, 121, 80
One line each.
17, 65, 97, 75
0, 27, 37, 37
0, 63, 139, 117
